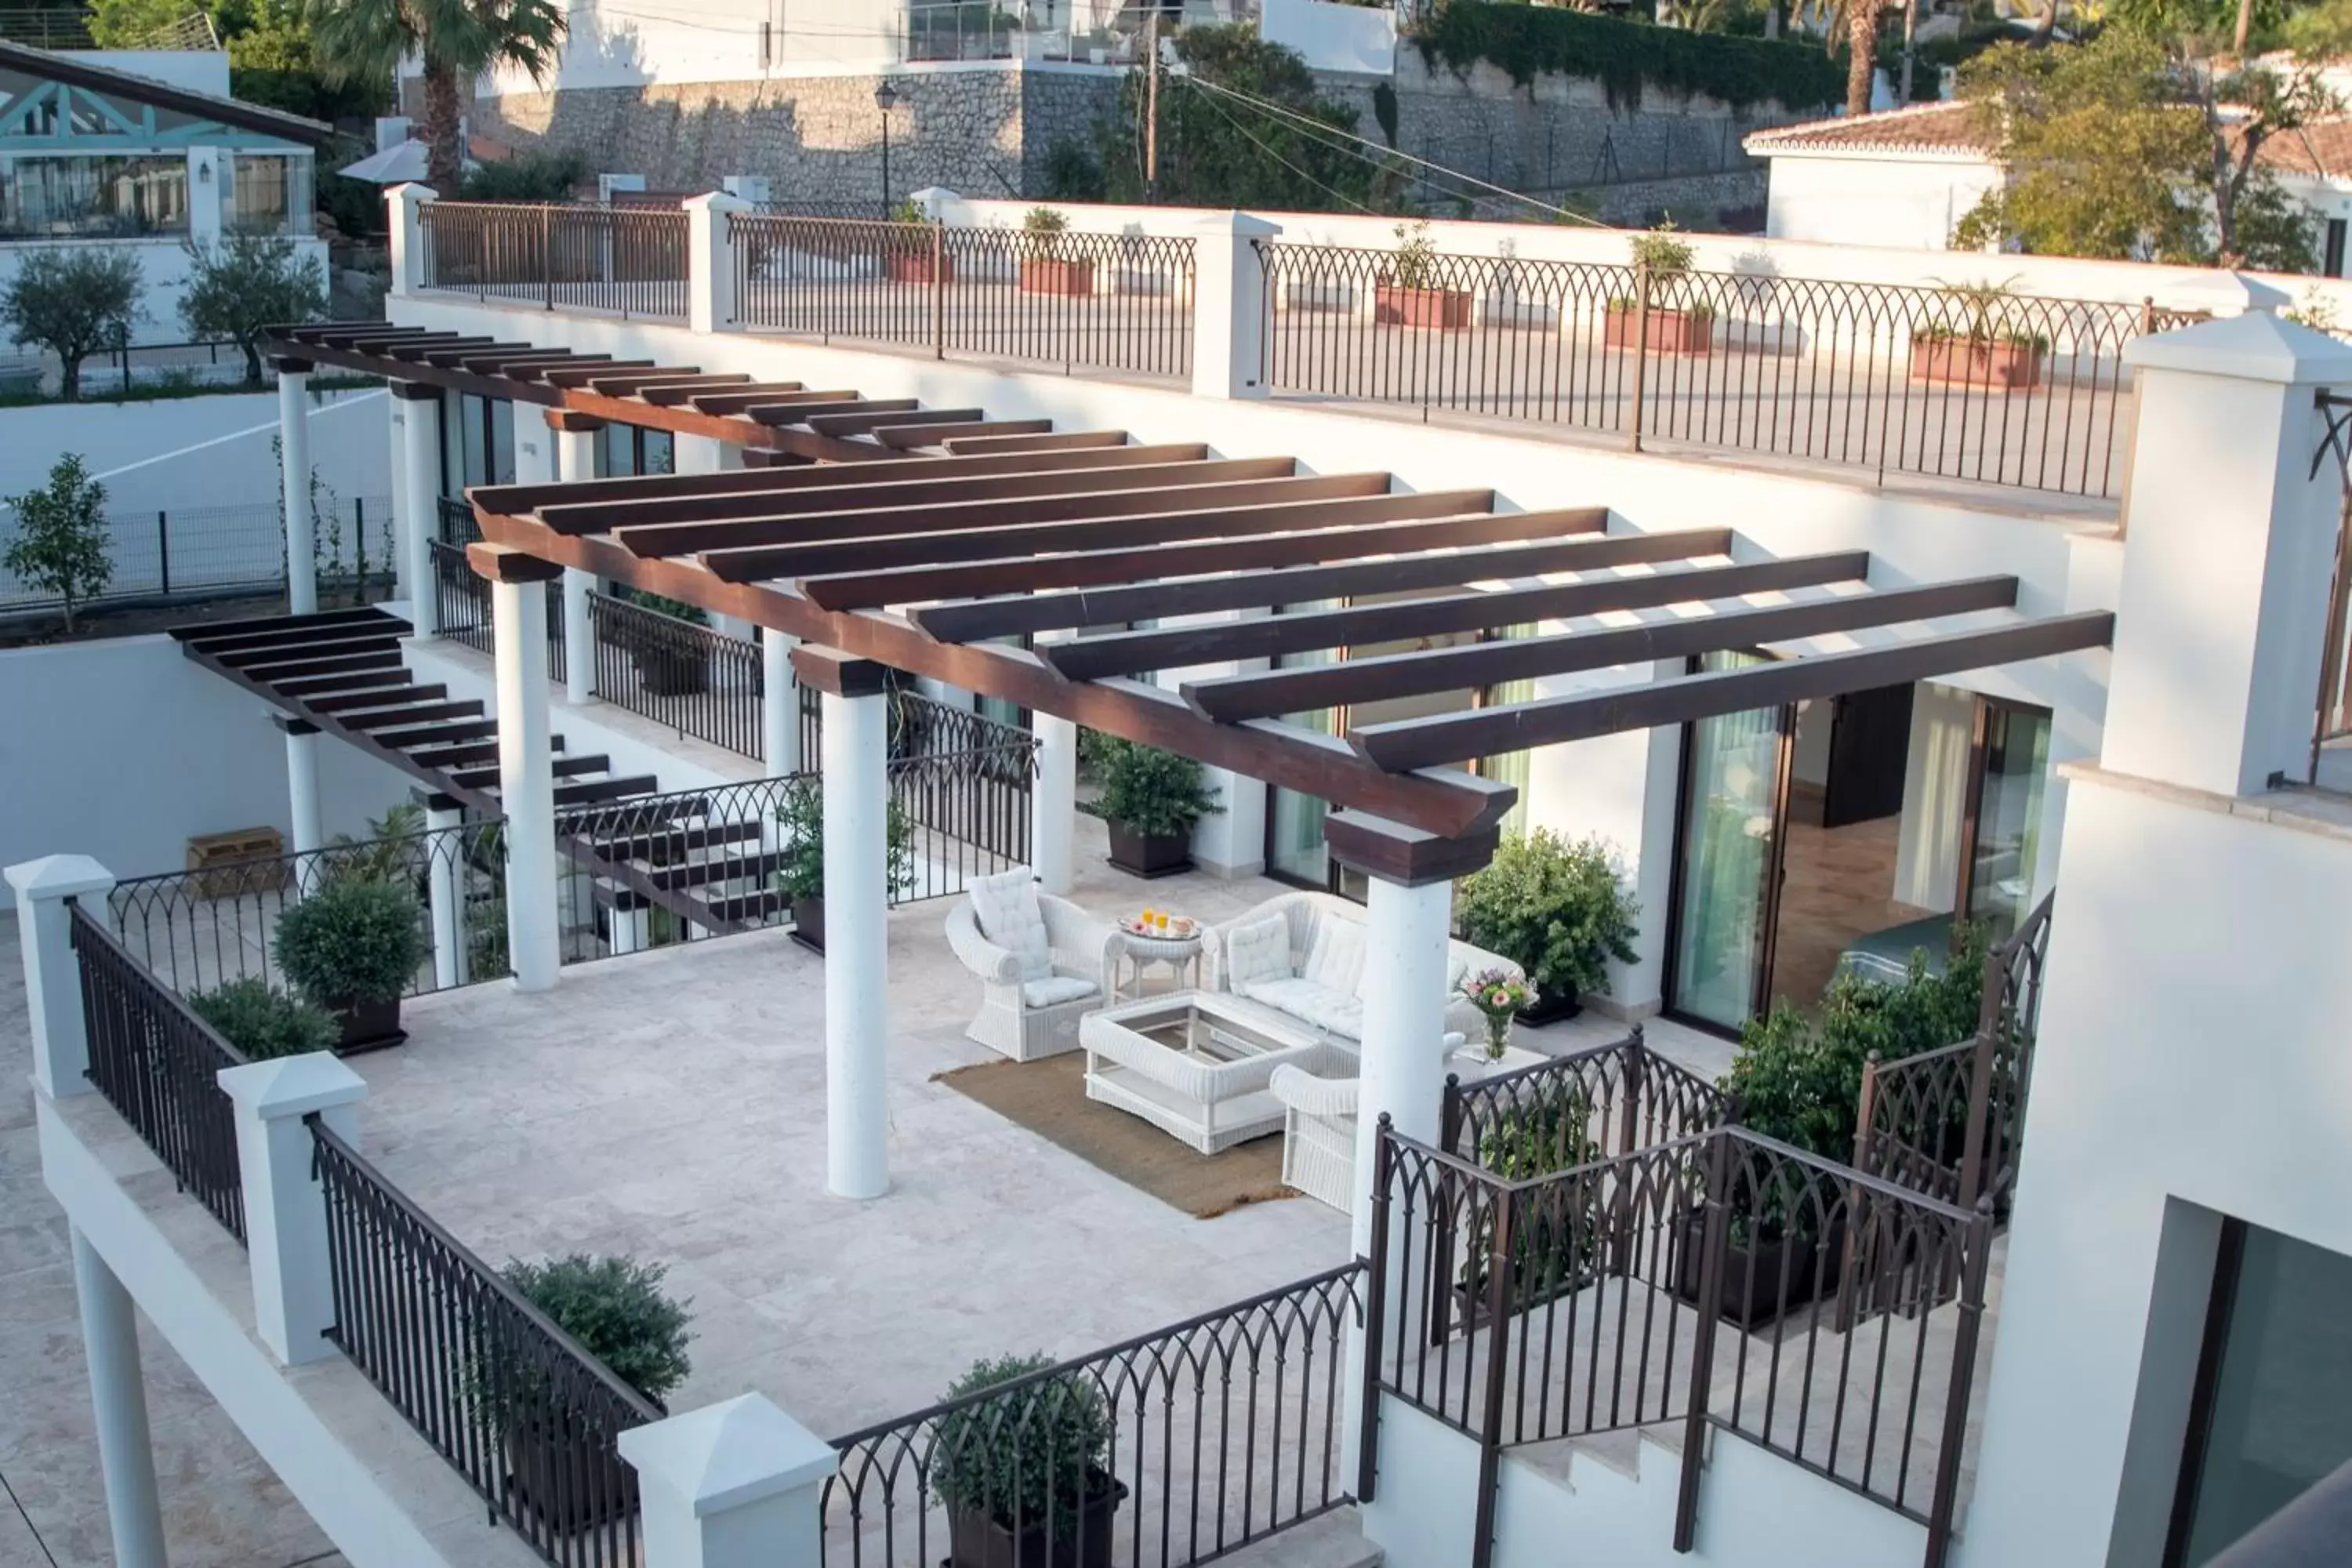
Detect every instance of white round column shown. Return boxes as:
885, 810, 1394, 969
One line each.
763, 628, 800, 777
280, 717, 322, 895
481, 546, 562, 993
396, 384, 443, 638
1030, 713, 1077, 896
277, 362, 317, 615
810, 649, 891, 1200
426, 803, 466, 989
71, 1229, 166, 1568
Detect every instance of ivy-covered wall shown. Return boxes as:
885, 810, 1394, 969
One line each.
1410, 2, 1842, 114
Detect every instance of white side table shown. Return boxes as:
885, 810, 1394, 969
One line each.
1108, 927, 1205, 1004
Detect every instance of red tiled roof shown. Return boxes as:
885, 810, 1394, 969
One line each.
2256, 118, 2352, 178
1744, 102, 1991, 156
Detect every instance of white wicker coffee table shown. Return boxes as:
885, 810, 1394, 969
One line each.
1081, 991, 1344, 1154
1106, 919, 1207, 1004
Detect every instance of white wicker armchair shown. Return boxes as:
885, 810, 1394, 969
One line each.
945, 890, 1119, 1062
1270, 1031, 1465, 1213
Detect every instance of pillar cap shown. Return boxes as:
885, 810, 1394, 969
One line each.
683, 190, 752, 215
5, 854, 115, 901
218, 1052, 368, 1119
1324, 811, 1500, 887
1191, 209, 1282, 241
618, 1393, 839, 1515
387, 181, 438, 206
2124, 310, 2352, 386
466, 540, 564, 584
791, 644, 891, 698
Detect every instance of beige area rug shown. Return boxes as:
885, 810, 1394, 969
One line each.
935, 1053, 1298, 1220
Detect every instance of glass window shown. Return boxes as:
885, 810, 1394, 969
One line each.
1668, 652, 1778, 1030
1965, 704, 2050, 941
2174, 1222, 2352, 1563
230, 152, 311, 234
490, 398, 516, 486
641, 430, 674, 475
459, 394, 489, 488
2, 154, 188, 236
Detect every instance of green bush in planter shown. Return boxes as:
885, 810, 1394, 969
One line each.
771, 777, 915, 902
188, 977, 342, 1059
274, 877, 430, 1007
474, 1254, 694, 1432
1462, 1086, 1605, 1307
1095, 743, 1221, 839
1456, 829, 1641, 1006
931, 1352, 1112, 1534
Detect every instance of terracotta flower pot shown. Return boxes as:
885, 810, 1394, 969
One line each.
1106, 822, 1191, 879
1018, 257, 1094, 296
1908, 335, 2044, 389
1374, 283, 1472, 330
885, 252, 952, 285
1604, 303, 1714, 355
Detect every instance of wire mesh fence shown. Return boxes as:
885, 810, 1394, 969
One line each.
0, 496, 395, 616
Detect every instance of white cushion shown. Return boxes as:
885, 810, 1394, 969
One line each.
1300, 916, 1368, 1000
1240, 978, 1364, 1041
1022, 974, 1098, 1008
1224, 914, 1292, 990
969, 869, 1052, 982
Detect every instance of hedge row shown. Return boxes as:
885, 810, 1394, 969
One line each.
1410, 2, 1843, 114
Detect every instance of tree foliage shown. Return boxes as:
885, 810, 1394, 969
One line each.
180, 230, 328, 384
3, 454, 112, 634
227, 0, 390, 122
1952, 31, 2321, 274
1410, 0, 1842, 112
310, 0, 567, 191
0, 249, 141, 402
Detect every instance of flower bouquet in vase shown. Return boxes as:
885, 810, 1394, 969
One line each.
1457, 967, 1535, 1069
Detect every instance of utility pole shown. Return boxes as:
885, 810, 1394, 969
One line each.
2234, 0, 2252, 56
1899, 0, 1917, 104
1145, 9, 1160, 202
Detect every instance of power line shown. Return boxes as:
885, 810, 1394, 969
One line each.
1178, 78, 1383, 213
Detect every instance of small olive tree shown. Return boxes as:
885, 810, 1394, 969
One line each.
0, 249, 142, 401
179, 231, 330, 386
4, 454, 113, 634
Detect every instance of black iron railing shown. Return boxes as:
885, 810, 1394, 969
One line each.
1370, 1121, 1992, 1568
419, 201, 690, 322
431, 535, 568, 681
554, 774, 809, 956
310, 1118, 660, 1568
70, 903, 248, 1242
589, 591, 763, 758
823, 1263, 1363, 1566
1442, 1027, 1733, 1172
109, 819, 511, 1001
437, 495, 480, 546
1255, 241, 2150, 499
731, 213, 1195, 380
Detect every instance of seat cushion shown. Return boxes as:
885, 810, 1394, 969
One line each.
1300, 916, 1369, 1000
1022, 974, 1098, 1008
969, 868, 1052, 982
1224, 913, 1292, 990
1240, 977, 1364, 1041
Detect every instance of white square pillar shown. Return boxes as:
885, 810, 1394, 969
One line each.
1031, 713, 1077, 895
685, 190, 752, 335
217, 1053, 368, 1365
276, 358, 317, 615
70, 1229, 167, 1568
477, 543, 564, 992
1189, 210, 1280, 401
394, 383, 443, 637
800, 647, 891, 1200
6, 854, 116, 1099
387, 181, 437, 297
620, 1393, 838, 1568
2107, 314, 2352, 796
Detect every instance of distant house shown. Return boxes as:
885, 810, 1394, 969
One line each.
0, 38, 336, 350
1746, 99, 2352, 274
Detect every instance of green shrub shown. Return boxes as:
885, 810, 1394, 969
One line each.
1456, 830, 1641, 1004
772, 777, 914, 902
457, 149, 590, 203
931, 1353, 1111, 1532
1410, 1, 1842, 113
488, 1254, 693, 1419
188, 977, 342, 1059
1628, 223, 1695, 277
1096, 743, 1222, 839
274, 877, 429, 1007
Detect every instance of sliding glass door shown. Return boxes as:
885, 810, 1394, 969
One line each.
1667, 653, 1780, 1031
1963, 702, 2053, 941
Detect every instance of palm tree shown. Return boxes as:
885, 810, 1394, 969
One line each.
311, 0, 566, 193
1843, 0, 1885, 116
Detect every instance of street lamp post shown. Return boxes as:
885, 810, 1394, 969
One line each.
874, 79, 899, 217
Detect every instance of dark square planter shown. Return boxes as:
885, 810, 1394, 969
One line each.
1674, 1210, 1846, 1328
634, 644, 708, 697
506, 1421, 639, 1534
947, 1475, 1127, 1568
1105, 822, 1191, 880
790, 894, 825, 953
1515, 989, 1584, 1026
329, 995, 406, 1055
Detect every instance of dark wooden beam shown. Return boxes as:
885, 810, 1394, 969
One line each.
307, 682, 447, 714
1183, 575, 2022, 723
806, 507, 1559, 612
543, 361, 688, 390
912, 512, 1652, 641
241, 648, 404, 684
169, 605, 397, 644
274, 667, 416, 700
415, 340, 524, 368
644, 378, 802, 407
747, 396, 916, 427
336, 699, 488, 731
583, 370, 726, 397
805, 406, 986, 438
943, 430, 1128, 455
689, 387, 859, 416
1349, 611, 2119, 771
467, 541, 566, 584
1046, 551, 1874, 682
1323, 811, 1501, 887
212, 626, 401, 667
876, 419, 1053, 449
790, 644, 891, 698
464, 350, 607, 377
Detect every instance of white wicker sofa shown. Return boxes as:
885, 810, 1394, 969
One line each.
945, 868, 1118, 1062
1203, 891, 1521, 1045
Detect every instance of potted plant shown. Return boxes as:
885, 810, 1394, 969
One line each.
1453, 1087, 1602, 1330
884, 198, 951, 284
1094, 740, 1221, 879
1455, 830, 1642, 1025
273, 877, 430, 1052
619, 590, 712, 698
485, 1254, 693, 1533
1017, 207, 1093, 297
773, 778, 915, 953
931, 1352, 1127, 1568
187, 977, 343, 1059
1373, 220, 1472, 330
1911, 277, 2045, 389
1454, 966, 1534, 1065
1604, 224, 1715, 356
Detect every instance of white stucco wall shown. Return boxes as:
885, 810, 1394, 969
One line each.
0, 236, 331, 354
1760, 153, 2005, 252
0, 386, 389, 517
1262, 0, 1397, 76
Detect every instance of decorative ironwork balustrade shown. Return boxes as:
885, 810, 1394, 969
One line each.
588, 591, 763, 759
431, 535, 567, 681
1442, 1027, 1733, 1174
419, 201, 689, 322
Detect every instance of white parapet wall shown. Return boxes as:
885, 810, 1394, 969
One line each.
0, 383, 389, 514
1261, 0, 1397, 76
0, 235, 333, 358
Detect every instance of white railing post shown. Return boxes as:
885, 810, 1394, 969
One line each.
687, 191, 752, 336
6, 854, 115, 1100
387, 181, 437, 299
620, 1393, 839, 1568
1189, 210, 1281, 402
218, 1054, 367, 1366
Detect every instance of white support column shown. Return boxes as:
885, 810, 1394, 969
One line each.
386, 181, 437, 299
763, 628, 800, 777
621, 1393, 838, 1568
217, 1054, 367, 1366
553, 415, 603, 703
1189, 210, 1280, 402
5, 854, 115, 1100
70, 1229, 166, 1568
684, 189, 752, 335
807, 648, 890, 1200
1031, 713, 1077, 895
608, 903, 651, 956
387, 397, 412, 602
395, 383, 442, 638
482, 546, 563, 993
426, 803, 466, 989
278, 360, 317, 615
279, 718, 322, 895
